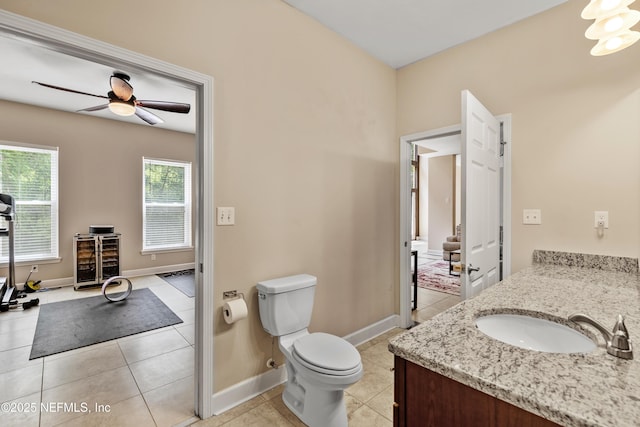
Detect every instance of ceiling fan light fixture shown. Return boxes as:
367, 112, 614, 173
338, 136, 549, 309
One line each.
108, 101, 136, 116
581, 0, 635, 19
584, 8, 640, 39
590, 29, 640, 55
110, 73, 134, 101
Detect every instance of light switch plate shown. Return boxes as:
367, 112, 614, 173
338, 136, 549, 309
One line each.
523, 209, 542, 225
217, 207, 235, 226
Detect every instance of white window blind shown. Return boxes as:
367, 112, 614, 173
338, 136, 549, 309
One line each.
0, 143, 59, 262
143, 158, 192, 251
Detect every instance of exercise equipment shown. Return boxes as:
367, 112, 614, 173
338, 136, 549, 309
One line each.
0, 194, 40, 312
101, 275, 132, 302
22, 268, 41, 293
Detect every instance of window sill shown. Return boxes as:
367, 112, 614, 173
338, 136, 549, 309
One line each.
140, 246, 194, 256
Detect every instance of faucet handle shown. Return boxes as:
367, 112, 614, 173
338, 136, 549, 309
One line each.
611, 314, 631, 352
612, 314, 629, 336
570, 313, 633, 359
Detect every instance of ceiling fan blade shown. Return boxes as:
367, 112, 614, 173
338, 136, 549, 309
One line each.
77, 104, 109, 112
32, 81, 109, 99
110, 75, 133, 101
135, 107, 164, 125
136, 100, 191, 114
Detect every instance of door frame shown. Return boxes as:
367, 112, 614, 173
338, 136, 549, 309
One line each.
399, 116, 511, 328
0, 10, 216, 418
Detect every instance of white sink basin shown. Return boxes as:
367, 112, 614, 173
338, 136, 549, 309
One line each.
475, 313, 596, 354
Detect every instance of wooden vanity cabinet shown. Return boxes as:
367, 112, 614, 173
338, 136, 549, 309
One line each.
393, 357, 561, 427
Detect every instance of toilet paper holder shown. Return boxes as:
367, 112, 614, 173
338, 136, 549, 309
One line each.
222, 290, 248, 324
223, 290, 244, 300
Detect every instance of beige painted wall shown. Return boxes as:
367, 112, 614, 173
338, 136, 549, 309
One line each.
397, 1, 640, 272
0, 100, 196, 282
6, 0, 637, 400
427, 156, 455, 250
0, 0, 397, 391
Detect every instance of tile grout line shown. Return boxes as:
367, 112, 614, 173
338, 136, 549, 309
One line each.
118, 340, 160, 427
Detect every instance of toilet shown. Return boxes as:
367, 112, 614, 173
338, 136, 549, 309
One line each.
257, 274, 363, 427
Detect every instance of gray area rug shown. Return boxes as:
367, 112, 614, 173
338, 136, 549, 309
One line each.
157, 269, 195, 298
29, 288, 183, 359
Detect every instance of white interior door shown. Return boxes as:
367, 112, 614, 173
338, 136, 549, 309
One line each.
461, 90, 501, 299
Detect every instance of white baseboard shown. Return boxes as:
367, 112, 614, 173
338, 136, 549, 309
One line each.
17, 262, 196, 291
23, 276, 74, 290
211, 365, 287, 415
123, 262, 196, 278
210, 313, 401, 416
342, 314, 401, 347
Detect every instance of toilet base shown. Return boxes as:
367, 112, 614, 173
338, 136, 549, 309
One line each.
282, 380, 348, 427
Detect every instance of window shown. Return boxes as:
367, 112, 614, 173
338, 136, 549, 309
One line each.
143, 158, 192, 251
0, 142, 59, 263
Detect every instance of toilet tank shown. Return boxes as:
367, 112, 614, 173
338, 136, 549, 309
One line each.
257, 274, 317, 336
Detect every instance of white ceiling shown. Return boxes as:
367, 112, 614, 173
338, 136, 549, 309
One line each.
416, 133, 462, 158
0, 1, 567, 133
0, 32, 197, 134
283, 0, 567, 68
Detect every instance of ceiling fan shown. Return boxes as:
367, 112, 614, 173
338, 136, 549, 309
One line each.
32, 72, 191, 125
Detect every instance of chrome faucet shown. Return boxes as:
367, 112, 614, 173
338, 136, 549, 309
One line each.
569, 313, 633, 360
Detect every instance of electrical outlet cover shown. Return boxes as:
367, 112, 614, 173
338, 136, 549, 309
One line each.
594, 211, 609, 228
523, 209, 541, 225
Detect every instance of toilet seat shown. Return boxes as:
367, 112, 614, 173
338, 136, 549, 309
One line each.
292, 332, 361, 376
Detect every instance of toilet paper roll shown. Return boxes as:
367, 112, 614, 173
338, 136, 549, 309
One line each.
223, 298, 248, 324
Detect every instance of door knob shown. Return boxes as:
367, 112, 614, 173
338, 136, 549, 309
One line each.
467, 264, 480, 274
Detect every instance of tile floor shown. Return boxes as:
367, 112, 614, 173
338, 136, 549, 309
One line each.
1, 266, 459, 427
191, 328, 407, 427
187, 275, 459, 425
1, 275, 197, 427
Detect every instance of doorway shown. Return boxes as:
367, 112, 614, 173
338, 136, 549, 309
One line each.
0, 10, 215, 420
410, 135, 462, 323
399, 117, 512, 329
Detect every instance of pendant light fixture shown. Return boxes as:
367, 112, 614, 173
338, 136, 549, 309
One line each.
108, 100, 136, 116
581, 0, 640, 55
581, 0, 634, 19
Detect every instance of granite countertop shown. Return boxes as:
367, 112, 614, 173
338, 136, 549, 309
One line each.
389, 256, 640, 427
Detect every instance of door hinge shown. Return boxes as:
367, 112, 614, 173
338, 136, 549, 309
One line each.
499, 121, 507, 157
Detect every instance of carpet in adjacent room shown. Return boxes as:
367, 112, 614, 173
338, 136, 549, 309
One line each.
417, 260, 461, 296
29, 287, 183, 359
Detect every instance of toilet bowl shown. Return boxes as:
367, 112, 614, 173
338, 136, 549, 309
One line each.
257, 274, 363, 427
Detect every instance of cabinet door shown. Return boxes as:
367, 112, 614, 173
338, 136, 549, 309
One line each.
495, 401, 561, 427
99, 236, 120, 280
394, 357, 405, 427
75, 237, 98, 284
394, 357, 561, 427
404, 360, 494, 426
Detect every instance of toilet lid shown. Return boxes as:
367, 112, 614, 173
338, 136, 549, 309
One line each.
292, 332, 361, 376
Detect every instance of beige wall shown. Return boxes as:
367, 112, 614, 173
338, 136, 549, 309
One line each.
4, 0, 638, 400
397, 1, 640, 272
0, 0, 397, 391
0, 100, 196, 283
427, 156, 455, 250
